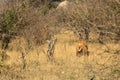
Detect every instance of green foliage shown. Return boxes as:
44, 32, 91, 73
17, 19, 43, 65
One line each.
40, 4, 50, 15
69, 76, 76, 80
0, 9, 17, 34
0, 61, 4, 67
29, 0, 41, 7
109, 1, 120, 14
111, 67, 120, 74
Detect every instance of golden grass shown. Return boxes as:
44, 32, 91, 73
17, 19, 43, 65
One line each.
0, 30, 119, 80
0, 0, 120, 79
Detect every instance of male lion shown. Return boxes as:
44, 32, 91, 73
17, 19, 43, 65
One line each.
76, 40, 89, 57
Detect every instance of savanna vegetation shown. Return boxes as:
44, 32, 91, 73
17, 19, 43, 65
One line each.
0, 0, 120, 80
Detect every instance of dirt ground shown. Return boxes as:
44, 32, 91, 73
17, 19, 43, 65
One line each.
0, 30, 120, 80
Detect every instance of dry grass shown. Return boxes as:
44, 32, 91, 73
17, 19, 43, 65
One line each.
0, 30, 120, 80
0, 0, 120, 80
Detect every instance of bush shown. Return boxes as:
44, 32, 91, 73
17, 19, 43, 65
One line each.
55, 0, 120, 43
3, 9, 17, 34
0, 61, 4, 67
0, 7, 18, 49
0, 0, 119, 50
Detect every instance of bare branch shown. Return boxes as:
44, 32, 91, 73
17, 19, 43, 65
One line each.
46, 35, 57, 61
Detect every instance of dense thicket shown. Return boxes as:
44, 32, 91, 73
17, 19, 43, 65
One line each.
0, 0, 120, 49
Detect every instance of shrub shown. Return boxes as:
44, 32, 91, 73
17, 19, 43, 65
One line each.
0, 7, 18, 49
3, 9, 17, 34
55, 0, 120, 43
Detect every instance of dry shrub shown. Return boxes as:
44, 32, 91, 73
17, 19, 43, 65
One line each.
0, 0, 120, 50
55, 0, 120, 43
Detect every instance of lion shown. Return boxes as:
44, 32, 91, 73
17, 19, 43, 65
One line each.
76, 40, 89, 57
